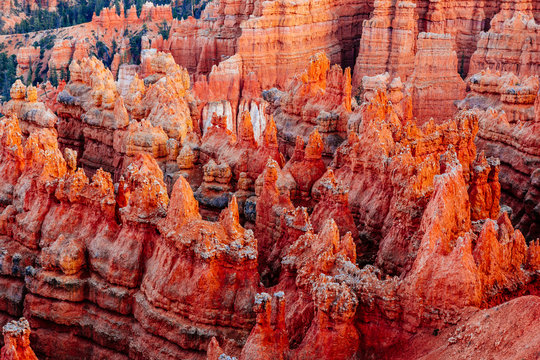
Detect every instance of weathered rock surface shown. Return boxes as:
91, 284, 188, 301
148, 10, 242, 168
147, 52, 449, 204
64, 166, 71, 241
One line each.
2, 81, 57, 136
389, 295, 540, 360
1, 318, 38, 360
266, 52, 352, 160
92, 3, 173, 29
0, 10, 539, 359
469, 0, 540, 78
457, 70, 540, 240
48, 40, 73, 79
153, 0, 371, 90
15, 47, 40, 80
353, 0, 416, 86
405, 32, 466, 125
0, 116, 259, 359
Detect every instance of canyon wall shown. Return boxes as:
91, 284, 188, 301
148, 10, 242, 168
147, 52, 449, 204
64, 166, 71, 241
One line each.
457, 70, 540, 240
153, 0, 372, 89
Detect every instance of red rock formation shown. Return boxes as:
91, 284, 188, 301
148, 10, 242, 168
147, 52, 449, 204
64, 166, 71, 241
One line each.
353, 0, 394, 83
311, 169, 358, 237
281, 130, 327, 201
36, 81, 65, 114
277, 219, 359, 356
153, 17, 223, 75
358, 73, 413, 122
389, 295, 540, 360
461, 70, 539, 122
117, 64, 140, 98
141, 179, 259, 354
330, 92, 480, 273
2, 81, 57, 136
56, 57, 129, 178
91, 5, 125, 29
239, 292, 287, 360
294, 277, 359, 359
0, 115, 24, 208
119, 120, 168, 162
410, 0, 503, 76
457, 70, 540, 239
1, 10, 540, 359
1, 318, 38, 360
90, 3, 173, 34
140, 2, 173, 22
397, 151, 535, 325
2, 77, 537, 358
15, 47, 40, 79
194, 159, 233, 213
469, 1, 539, 77
268, 52, 352, 159
352, 0, 416, 86
153, 0, 370, 89
398, 153, 482, 322
236, 0, 369, 89
48, 40, 73, 79
72, 40, 90, 62
139, 49, 178, 80
136, 53, 194, 142
237, 73, 269, 144
191, 109, 283, 220
192, 56, 272, 150
193, 55, 242, 134
406, 32, 466, 124
254, 159, 295, 282
0, 116, 263, 358
469, 152, 501, 221
387, 2, 417, 80
54, 54, 194, 184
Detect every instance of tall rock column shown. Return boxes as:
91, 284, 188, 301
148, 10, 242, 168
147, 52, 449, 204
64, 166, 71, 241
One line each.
353, 0, 393, 86
406, 32, 466, 124
388, 2, 417, 81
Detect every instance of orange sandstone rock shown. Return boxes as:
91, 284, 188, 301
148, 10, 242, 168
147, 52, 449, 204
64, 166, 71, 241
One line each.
48, 40, 74, 79
469, 1, 540, 78
2, 81, 57, 136
405, 32, 466, 125
15, 47, 40, 79
352, 0, 416, 86
1, 318, 37, 360
0, 17, 539, 360
239, 292, 287, 360
458, 70, 540, 240
269, 52, 352, 159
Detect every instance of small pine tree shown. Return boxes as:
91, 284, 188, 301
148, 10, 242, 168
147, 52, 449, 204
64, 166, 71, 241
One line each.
49, 67, 58, 87
135, 0, 143, 16
26, 61, 33, 86
158, 21, 170, 40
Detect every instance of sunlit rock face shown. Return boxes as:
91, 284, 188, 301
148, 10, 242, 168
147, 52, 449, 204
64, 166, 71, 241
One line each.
0, 1, 539, 359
